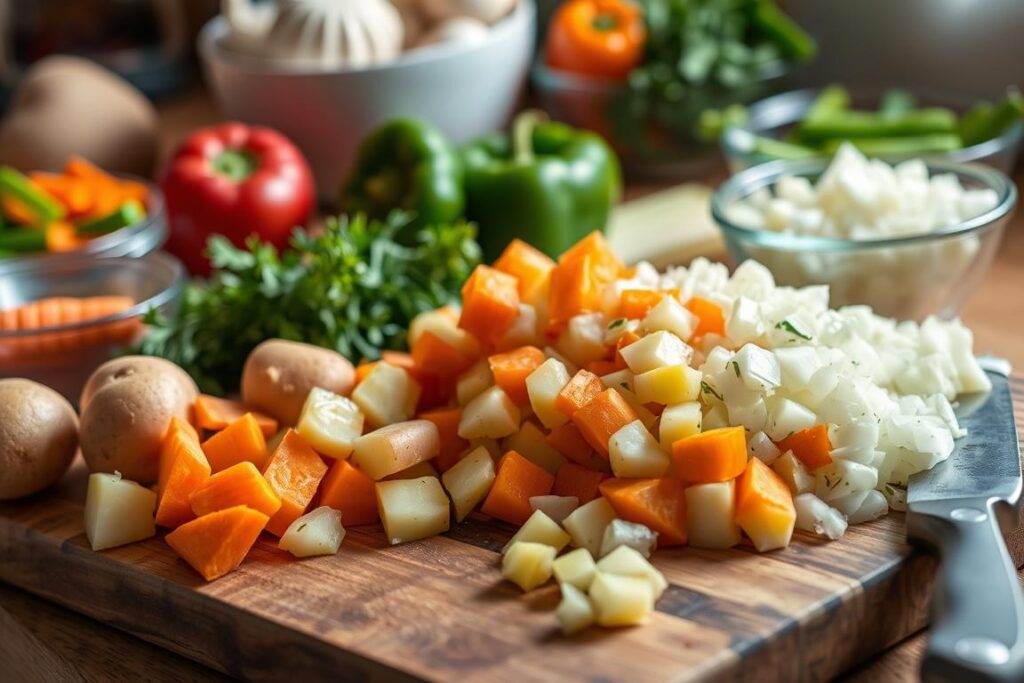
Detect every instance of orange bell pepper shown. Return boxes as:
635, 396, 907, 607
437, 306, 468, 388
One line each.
545, 0, 647, 81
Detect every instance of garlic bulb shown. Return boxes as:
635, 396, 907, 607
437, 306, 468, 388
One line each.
420, 0, 517, 25
223, 0, 405, 68
415, 17, 489, 50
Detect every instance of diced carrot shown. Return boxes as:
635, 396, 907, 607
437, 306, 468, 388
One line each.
29, 173, 94, 218
318, 458, 379, 526
488, 345, 546, 405
419, 407, 469, 472
559, 232, 624, 284
572, 389, 639, 458
586, 359, 619, 376
458, 265, 520, 343
155, 417, 211, 529
545, 423, 595, 465
189, 461, 282, 518
599, 477, 688, 546
201, 413, 268, 473
194, 395, 278, 437
45, 222, 82, 252
547, 253, 602, 326
262, 430, 329, 537
555, 369, 604, 417
776, 424, 833, 472
481, 450, 555, 525
619, 290, 665, 320
411, 330, 477, 378
164, 505, 269, 581
685, 296, 725, 339
671, 426, 747, 483
735, 458, 796, 552
493, 238, 555, 303
553, 462, 606, 504
384, 350, 451, 411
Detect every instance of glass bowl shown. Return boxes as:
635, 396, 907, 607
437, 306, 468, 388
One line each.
0, 179, 167, 276
0, 251, 185, 402
531, 59, 792, 179
710, 158, 1017, 321
721, 87, 1024, 174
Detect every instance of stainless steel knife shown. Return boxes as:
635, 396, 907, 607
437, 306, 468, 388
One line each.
908, 358, 1024, 683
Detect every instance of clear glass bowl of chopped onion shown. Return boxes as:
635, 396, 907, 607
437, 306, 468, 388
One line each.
710, 150, 1017, 320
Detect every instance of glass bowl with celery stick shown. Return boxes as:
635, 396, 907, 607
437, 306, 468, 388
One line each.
0, 158, 166, 271
710, 145, 1017, 321
531, 0, 816, 178
718, 85, 1024, 173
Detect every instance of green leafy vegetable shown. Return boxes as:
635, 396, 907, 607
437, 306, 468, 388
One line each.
137, 212, 480, 395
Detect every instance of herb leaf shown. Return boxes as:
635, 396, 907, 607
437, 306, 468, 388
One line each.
775, 319, 812, 341
701, 381, 723, 401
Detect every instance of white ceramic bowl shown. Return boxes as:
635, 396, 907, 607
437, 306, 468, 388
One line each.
199, 2, 536, 200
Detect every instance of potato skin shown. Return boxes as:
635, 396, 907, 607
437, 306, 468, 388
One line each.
242, 340, 356, 426
0, 379, 79, 500
79, 359, 198, 484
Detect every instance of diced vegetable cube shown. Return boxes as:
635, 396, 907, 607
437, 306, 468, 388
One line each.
599, 478, 687, 546
573, 389, 639, 458
595, 545, 667, 599
352, 362, 420, 428
765, 398, 817, 442
502, 420, 565, 474
482, 450, 555, 525
556, 313, 608, 367
793, 493, 848, 539
612, 386, 658, 430
634, 365, 701, 405
557, 583, 595, 635
376, 477, 451, 545
262, 431, 329, 537
589, 572, 655, 627
600, 369, 634, 392
609, 420, 669, 478
456, 358, 494, 406
659, 402, 702, 451
562, 497, 617, 556
685, 481, 741, 549
296, 387, 363, 459
503, 509, 571, 553
319, 459, 378, 526
458, 386, 521, 440
552, 547, 597, 591
772, 451, 815, 494
189, 461, 282, 518
526, 358, 572, 429
529, 495, 579, 524
278, 506, 345, 558
164, 505, 268, 581
502, 541, 556, 591
84, 472, 156, 551
459, 265, 520, 343
385, 460, 439, 480
642, 295, 696, 341
493, 239, 554, 304
494, 304, 540, 351
671, 426, 747, 483
735, 458, 796, 552
489, 346, 546, 405
618, 331, 691, 374
600, 519, 658, 558
552, 462, 606, 504
351, 420, 441, 480
441, 446, 497, 522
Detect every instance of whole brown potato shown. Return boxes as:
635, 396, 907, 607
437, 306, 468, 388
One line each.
242, 340, 356, 426
80, 356, 198, 411
0, 379, 79, 500
79, 359, 198, 484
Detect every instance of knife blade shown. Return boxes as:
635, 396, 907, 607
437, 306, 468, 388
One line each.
907, 359, 1024, 683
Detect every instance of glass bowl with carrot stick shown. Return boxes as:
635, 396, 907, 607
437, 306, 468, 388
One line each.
0, 252, 184, 401
0, 157, 166, 269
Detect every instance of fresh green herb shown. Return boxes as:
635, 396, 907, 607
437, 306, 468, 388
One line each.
701, 381, 723, 401
608, 318, 626, 330
884, 484, 895, 496
774, 319, 812, 341
137, 212, 480, 394
296, 523, 308, 533
730, 360, 741, 378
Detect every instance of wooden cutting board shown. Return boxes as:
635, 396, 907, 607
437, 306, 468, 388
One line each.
2, 378, 1023, 683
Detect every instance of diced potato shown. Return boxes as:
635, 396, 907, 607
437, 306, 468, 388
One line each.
529, 495, 579, 524
794, 493, 848, 540
296, 387, 364, 459
702, 404, 729, 430
441, 445, 496, 521
458, 386, 521, 440
376, 477, 451, 545
642, 296, 697, 341
612, 387, 658, 430
502, 541, 556, 591
278, 506, 345, 558
84, 472, 157, 551
595, 545, 667, 599
600, 369, 634, 392
543, 346, 579, 375
600, 519, 658, 558
562, 497, 617, 556
352, 363, 420, 428
385, 460, 439, 480
634, 365, 701, 405
619, 331, 691, 374
351, 420, 441, 480
502, 510, 571, 553
659, 402, 702, 450
409, 306, 480, 357
589, 572, 655, 627
772, 451, 815, 494
557, 583, 595, 635
525, 358, 571, 429
685, 481, 741, 549
502, 421, 565, 475
456, 358, 494, 406
552, 547, 597, 591
495, 304, 539, 351
608, 420, 669, 478
556, 313, 608, 367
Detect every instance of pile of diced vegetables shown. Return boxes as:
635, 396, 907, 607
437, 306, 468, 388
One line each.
0, 158, 148, 257
84, 231, 988, 635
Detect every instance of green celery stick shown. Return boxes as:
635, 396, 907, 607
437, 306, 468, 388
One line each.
959, 89, 1024, 146
76, 199, 146, 236
805, 85, 850, 123
879, 89, 916, 117
800, 108, 957, 142
822, 134, 963, 156
0, 167, 65, 226
754, 136, 819, 160
0, 228, 46, 252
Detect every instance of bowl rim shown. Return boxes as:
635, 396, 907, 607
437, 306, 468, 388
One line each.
198, 0, 535, 77
0, 251, 186, 338
710, 156, 1018, 251
721, 85, 1024, 166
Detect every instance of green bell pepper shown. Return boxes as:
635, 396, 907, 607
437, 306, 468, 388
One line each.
461, 111, 621, 260
339, 119, 464, 240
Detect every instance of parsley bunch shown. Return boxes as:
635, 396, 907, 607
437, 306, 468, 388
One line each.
138, 212, 480, 395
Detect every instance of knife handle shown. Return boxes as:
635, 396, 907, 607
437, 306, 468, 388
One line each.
909, 499, 1024, 683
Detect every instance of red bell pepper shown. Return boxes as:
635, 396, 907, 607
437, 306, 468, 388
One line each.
160, 123, 315, 275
